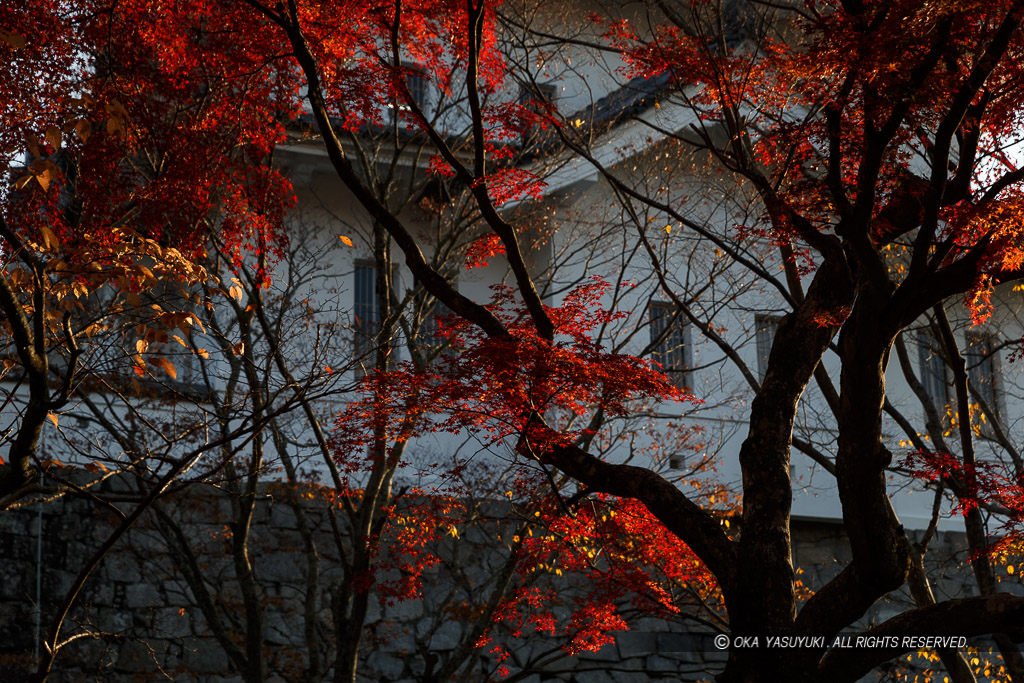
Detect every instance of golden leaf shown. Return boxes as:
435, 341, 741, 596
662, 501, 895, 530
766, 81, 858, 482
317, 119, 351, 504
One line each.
47, 413, 58, 428
36, 167, 55, 193
26, 134, 40, 159
339, 235, 354, 247
75, 119, 91, 143
45, 126, 62, 150
39, 225, 59, 251
150, 356, 177, 380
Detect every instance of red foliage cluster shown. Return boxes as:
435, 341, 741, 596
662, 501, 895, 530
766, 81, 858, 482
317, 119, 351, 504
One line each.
900, 450, 1024, 551
604, 0, 1024, 322
2, 0, 298, 267
356, 492, 466, 605
464, 233, 507, 269
328, 280, 710, 663
475, 488, 719, 669
332, 279, 691, 453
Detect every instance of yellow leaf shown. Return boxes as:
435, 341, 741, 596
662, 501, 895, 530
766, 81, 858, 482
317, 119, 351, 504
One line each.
136, 339, 149, 354
172, 334, 189, 348
196, 348, 210, 359
228, 285, 243, 301
47, 413, 58, 428
339, 235, 353, 247
14, 175, 32, 191
665, 225, 672, 234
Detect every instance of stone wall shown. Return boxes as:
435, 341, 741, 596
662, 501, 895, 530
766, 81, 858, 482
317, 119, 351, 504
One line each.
0, 485, 1012, 682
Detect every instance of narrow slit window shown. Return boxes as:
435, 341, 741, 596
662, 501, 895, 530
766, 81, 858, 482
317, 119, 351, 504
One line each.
917, 330, 951, 411
649, 301, 691, 390
965, 332, 1001, 420
353, 260, 379, 363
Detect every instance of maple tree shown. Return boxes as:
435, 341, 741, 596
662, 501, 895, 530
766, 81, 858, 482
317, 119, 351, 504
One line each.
0, 2, 301, 679
3, 3, 700, 675
0, 0, 295, 501
246, 0, 1024, 681
5, 0, 1024, 682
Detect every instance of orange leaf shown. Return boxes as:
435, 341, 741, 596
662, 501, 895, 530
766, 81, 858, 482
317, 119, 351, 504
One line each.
45, 126, 62, 150
40, 225, 59, 251
75, 119, 91, 143
186, 313, 206, 334
150, 356, 177, 380
339, 235, 354, 247
25, 135, 40, 159
47, 413, 58, 428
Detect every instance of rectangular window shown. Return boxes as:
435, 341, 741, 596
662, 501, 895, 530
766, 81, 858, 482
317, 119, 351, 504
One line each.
755, 314, 780, 381
649, 301, 690, 390
391, 64, 429, 122
966, 332, 1001, 419
917, 330, 950, 410
353, 260, 379, 363
518, 83, 556, 143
